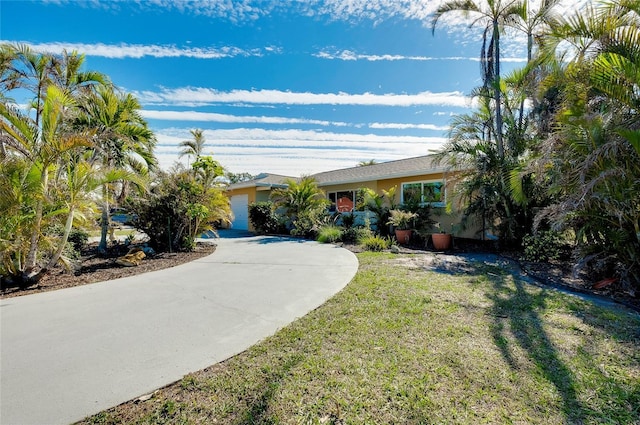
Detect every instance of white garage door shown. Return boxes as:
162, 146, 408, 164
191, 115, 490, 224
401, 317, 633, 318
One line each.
230, 194, 249, 230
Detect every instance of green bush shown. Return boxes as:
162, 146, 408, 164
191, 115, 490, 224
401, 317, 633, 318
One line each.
359, 234, 390, 251
126, 171, 231, 252
290, 209, 328, 239
248, 202, 282, 234
342, 226, 372, 244
317, 225, 343, 243
339, 212, 356, 228
522, 230, 564, 262
68, 228, 89, 252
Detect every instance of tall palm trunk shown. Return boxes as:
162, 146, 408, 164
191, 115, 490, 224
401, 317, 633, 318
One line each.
23, 165, 48, 278
493, 22, 504, 159
98, 184, 110, 253
30, 204, 75, 283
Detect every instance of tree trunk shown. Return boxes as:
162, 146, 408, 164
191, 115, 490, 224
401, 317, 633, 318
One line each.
29, 205, 76, 284
23, 166, 48, 277
98, 184, 110, 254
493, 22, 504, 159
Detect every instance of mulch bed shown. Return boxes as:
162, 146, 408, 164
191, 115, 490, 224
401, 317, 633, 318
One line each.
0, 242, 216, 299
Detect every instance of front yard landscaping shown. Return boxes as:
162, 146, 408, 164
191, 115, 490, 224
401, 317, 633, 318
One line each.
82, 252, 640, 425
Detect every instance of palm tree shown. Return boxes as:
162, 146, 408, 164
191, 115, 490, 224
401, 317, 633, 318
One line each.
51, 49, 109, 96
75, 85, 156, 253
31, 156, 139, 282
270, 176, 329, 235
431, 0, 523, 159
536, 0, 640, 291
5, 44, 58, 128
509, 0, 560, 126
0, 85, 93, 282
357, 159, 377, 166
179, 129, 207, 165
0, 156, 40, 280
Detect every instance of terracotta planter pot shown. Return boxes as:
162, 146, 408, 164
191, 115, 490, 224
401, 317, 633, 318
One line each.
394, 229, 412, 245
432, 233, 452, 250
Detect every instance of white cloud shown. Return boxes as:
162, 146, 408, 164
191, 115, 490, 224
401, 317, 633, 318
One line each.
314, 50, 474, 62
153, 127, 446, 175
142, 110, 449, 131
41, 0, 594, 29
2, 41, 271, 59
369, 122, 449, 131
315, 49, 526, 63
141, 110, 349, 126
136, 88, 474, 108
159, 127, 445, 144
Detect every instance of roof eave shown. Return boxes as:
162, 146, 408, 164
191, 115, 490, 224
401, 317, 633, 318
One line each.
315, 166, 451, 187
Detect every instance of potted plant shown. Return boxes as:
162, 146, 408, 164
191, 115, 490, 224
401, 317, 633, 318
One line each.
431, 222, 452, 251
387, 209, 417, 244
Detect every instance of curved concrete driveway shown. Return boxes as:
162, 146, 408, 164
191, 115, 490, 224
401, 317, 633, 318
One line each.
0, 235, 358, 425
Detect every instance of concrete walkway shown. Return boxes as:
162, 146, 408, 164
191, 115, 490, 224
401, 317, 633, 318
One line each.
0, 234, 358, 425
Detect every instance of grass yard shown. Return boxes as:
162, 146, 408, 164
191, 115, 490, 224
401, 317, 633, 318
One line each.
83, 252, 640, 424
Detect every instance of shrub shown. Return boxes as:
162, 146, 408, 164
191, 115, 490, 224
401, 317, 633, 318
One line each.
342, 226, 371, 244
359, 234, 390, 252
522, 230, 564, 262
387, 209, 418, 230
317, 225, 343, 243
68, 228, 89, 252
270, 176, 330, 239
339, 212, 356, 228
126, 171, 231, 252
248, 202, 281, 234
290, 209, 328, 239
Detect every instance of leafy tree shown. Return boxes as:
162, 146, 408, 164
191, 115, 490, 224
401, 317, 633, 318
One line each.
127, 170, 231, 252
226, 171, 255, 184
32, 156, 137, 282
192, 155, 224, 188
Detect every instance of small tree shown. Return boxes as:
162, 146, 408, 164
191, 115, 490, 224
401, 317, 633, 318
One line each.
248, 202, 282, 235
360, 186, 397, 236
127, 170, 231, 252
270, 176, 329, 237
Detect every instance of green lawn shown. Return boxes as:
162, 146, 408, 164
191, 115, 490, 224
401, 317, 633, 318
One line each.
83, 252, 640, 424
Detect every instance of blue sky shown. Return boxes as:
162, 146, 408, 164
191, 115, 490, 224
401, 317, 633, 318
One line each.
1, 0, 579, 176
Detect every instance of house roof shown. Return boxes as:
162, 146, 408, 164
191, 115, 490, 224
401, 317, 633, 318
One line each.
227, 173, 293, 190
312, 154, 447, 186
227, 155, 449, 191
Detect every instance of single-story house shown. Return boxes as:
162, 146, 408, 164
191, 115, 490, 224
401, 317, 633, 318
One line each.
225, 154, 479, 238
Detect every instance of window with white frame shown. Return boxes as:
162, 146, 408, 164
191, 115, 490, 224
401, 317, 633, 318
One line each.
327, 190, 360, 212
401, 180, 445, 206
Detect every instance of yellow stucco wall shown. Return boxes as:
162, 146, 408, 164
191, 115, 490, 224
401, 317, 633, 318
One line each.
226, 187, 257, 204
320, 172, 479, 239
225, 170, 481, 239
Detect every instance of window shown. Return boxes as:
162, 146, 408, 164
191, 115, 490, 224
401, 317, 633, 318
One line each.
328, 190, 360, 212
401, 180, 444, 206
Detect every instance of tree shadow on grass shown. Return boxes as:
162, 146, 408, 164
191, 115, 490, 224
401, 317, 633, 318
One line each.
233, 354, 303, 425
486, 270, 586, 423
